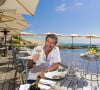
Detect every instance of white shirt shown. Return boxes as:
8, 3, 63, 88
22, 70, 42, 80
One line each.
27, 45, 61, 80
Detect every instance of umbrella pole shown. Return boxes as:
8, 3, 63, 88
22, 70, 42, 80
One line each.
90, 37, 91, 47
19, 34, 21, 47
71, 37, 74, 49
10, 36, 12, 49
4, 29, 7, 57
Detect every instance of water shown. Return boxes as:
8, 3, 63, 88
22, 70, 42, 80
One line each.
60, 49, 100, 73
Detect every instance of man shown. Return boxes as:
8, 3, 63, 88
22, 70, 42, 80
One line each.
27, 34, 61, 84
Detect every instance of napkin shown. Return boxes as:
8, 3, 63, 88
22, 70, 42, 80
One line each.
83, 86, 91, 90
19, 82, 53, 90
38, 84, 51, 90
19, 84, 30, 90
40, 79, 56, 87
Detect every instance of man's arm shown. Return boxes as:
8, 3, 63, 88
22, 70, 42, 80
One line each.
39, 62, 60, 77
46, 62, 59, 72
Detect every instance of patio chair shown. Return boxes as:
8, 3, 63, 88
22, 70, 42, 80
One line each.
12, 48, 29, 89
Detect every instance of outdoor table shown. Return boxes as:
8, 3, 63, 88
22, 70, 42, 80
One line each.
17, 55, 33, 81
18, 56, 32, 60
16, 76, 89, 90
18, 50, 28, 53
80, 53, 100, 87
18, 49, 32, 56
16, 80, 67, 90
16, 69, 68, 90
15, 64, 91, 90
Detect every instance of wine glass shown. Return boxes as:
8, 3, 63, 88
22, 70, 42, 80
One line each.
35, 48, 42, 64
36, 49, 41, 54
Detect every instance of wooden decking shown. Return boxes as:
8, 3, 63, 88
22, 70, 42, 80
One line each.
0, 56, 21, 90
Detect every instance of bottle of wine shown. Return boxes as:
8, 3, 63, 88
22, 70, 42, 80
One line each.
28, 76, 41, 90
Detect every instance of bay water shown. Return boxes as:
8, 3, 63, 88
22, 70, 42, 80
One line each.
60, 49, 100, 74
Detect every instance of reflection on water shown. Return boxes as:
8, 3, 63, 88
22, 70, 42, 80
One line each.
60, 49, 100, 73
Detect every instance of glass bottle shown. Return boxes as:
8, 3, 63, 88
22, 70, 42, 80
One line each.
28, 76, 41, 90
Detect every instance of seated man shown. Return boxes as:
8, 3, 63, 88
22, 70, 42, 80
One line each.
27, 34, 61, 84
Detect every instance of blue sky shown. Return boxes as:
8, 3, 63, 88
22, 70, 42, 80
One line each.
23, 0, 100, 44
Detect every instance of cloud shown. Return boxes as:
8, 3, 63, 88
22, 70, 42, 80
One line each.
75, 2, 83, 7
56, 3, 67, 12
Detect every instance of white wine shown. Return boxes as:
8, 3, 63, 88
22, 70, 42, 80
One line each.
29, 76, 41, 90
36, 49, 41, 54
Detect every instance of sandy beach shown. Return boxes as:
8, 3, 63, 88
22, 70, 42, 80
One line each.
23, 38, 45, 45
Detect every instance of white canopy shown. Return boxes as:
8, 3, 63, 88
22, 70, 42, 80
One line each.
0, 0, 39, 16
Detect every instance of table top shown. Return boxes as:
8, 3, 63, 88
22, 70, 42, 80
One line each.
17, 79, 66, 90
80, 52, 100, 60
18, 50, 28, 53
0, 47, 5, 50
17, 76, 89, 90
18, 56, 32, 60
16, 65, 96, 90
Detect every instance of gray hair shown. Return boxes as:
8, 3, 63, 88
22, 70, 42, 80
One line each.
45, 34, 58, 44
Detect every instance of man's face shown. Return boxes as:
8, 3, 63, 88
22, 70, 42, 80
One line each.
45, 37, 56, 51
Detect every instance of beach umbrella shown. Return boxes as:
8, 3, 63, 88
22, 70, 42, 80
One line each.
0, 21, 27, 31
37, 32, 53, 36
0, 11, 29, 28
38, 32, 64, 37
0, 0, 39, 16
0, 11, 24, 21
54, 33, 65, 37
0, 12, 28, 56
67, 33, 82, 49
0, 11, 28, 34
0, 17, 28, 40
20, 31, 36, 36
85, 33, 97, 46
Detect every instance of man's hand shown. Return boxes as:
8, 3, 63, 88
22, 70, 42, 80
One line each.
27, 60, 33, 69
38, 70, 47, 78
32, 53, 40, 62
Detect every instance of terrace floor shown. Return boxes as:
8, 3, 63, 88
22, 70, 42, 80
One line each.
0, 56, 21, 90
0, 52, 100, 90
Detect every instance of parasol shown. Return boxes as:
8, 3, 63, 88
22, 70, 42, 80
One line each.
37, 32, 64, 37
85, 33, 97, 47
37, 32, 53, 36
0, 12, 28, 56
67, 33, 83, 49
0, 11, 28, 28
20, 31, 36, 36
0, 0, 39, 16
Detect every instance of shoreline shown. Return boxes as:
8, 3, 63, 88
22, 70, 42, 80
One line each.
58, 45, 89, 49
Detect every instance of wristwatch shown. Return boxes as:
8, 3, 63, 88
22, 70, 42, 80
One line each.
32, 61, 36, 64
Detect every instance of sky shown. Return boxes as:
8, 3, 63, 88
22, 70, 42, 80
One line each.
22, 0, 100, 44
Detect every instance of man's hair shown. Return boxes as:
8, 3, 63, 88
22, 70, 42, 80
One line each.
45, 34, 58, 44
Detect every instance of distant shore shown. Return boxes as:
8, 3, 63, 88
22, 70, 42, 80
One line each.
58, 45, 88, 49
22, 38, 99, 49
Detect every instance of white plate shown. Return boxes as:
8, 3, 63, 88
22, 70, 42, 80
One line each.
44, 71, 65, 80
